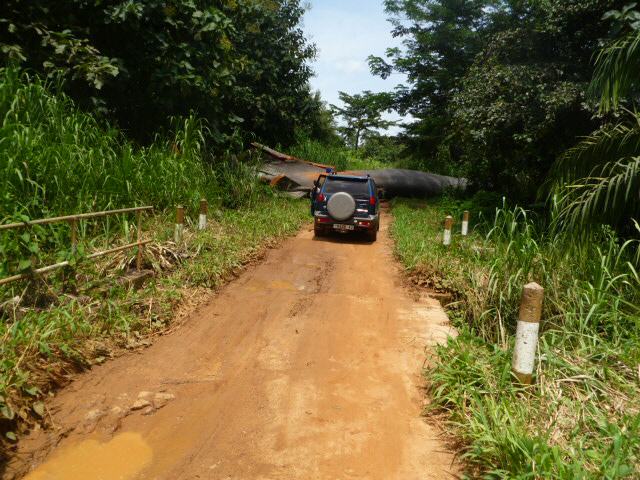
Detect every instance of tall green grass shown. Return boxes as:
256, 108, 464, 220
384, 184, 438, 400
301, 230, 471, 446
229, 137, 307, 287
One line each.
1, 69, 209, 218
288, 136, 351, 171
391, 198, 640, 478
0, 67, 267, 283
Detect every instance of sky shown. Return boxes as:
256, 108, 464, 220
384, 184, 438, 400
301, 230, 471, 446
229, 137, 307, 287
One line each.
302, 0, 408, 133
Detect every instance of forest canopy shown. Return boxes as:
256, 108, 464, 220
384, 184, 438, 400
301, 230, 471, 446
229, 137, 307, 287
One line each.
369, 0, 627, 199
0, 0, 332, 147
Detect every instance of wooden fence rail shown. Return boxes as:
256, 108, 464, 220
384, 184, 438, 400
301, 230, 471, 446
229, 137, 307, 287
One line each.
0, 206, 153, 287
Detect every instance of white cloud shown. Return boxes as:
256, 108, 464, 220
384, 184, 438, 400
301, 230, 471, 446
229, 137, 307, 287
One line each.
303, 0, 411, 134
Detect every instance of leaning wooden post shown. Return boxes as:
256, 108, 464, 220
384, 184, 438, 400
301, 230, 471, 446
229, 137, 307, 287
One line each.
512, 282, 544, 385
198, 199, 208, 231
69, 218, 78, 254
443, 216, 453, 246
174, 206, 185, 244
461, 211, 470, 236
64, 218, 78, 293
136, 210, 143, 271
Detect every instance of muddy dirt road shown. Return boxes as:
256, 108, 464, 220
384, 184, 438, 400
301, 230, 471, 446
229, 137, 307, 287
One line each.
7, 218, 458, 480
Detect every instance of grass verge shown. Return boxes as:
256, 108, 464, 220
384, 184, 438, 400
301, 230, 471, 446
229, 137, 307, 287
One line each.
0, 196, 308, 452
391, 197, 639, 479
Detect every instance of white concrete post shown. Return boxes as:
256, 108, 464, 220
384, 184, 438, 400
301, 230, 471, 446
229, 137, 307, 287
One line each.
174, 205, 185, 244
443, 216, 453, 246
512, 282, 544, 384
198, 199, 208, 230
461, 211, 470, 236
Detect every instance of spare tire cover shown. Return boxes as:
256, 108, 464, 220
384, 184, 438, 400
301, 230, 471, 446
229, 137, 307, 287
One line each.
327, 192, 356, 221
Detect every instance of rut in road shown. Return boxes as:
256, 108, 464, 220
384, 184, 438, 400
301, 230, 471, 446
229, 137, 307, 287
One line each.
7, 218, 459, 480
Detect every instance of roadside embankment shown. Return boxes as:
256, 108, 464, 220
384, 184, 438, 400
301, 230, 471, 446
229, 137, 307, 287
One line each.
0, 196, 308, 459
391, 197, 640, 478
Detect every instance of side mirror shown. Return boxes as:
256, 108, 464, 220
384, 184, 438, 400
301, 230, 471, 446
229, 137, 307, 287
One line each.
313, 179, 320, 188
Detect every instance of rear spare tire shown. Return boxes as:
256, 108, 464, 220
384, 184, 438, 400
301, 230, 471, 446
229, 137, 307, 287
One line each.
327, 192, 356, 221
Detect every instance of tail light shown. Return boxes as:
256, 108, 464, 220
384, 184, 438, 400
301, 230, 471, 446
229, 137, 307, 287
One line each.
317, 193, 325, 202
369, 196, 376, 206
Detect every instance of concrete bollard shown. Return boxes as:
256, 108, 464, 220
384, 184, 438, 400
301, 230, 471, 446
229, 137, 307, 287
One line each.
512, 282, 544, 384
174, 205, 185, 244
199, 199, 208, 231
443, 216, 453, 246
461, 211, 470, 236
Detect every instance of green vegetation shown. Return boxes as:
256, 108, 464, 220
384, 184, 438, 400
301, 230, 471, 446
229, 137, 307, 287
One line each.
0, 64, 310, 447
330, 91, 394, 151
379, 3, 640, 476
391, 197, 639, 478
288, 136, 388, 172
547, 8, 640, 231
0, 0, 328, 147
368, 1, 620, 199
0, 67, 270, 282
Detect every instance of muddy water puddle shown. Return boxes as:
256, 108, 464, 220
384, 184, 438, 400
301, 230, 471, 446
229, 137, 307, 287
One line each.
24, 432, 152, 480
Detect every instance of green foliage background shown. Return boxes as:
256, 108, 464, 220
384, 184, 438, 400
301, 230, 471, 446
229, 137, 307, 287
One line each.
370, 0, 624, 199
0, 0, 329, 147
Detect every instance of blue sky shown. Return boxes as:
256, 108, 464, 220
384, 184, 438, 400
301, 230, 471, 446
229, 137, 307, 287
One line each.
303, 0, 407, 133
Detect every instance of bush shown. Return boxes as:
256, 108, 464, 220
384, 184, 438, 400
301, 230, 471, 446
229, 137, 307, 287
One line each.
0, 67, 267, 282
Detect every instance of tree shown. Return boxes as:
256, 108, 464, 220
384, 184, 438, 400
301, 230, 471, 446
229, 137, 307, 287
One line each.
368, 0, 512, 162
359, 133, 405, 164
0, 0, 323, 148
370, 0, 623, 198
547, 4, 640, 230
331, 91, 394, 150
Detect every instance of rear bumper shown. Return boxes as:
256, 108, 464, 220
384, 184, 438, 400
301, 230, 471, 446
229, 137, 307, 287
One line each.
314, 213, 379, 231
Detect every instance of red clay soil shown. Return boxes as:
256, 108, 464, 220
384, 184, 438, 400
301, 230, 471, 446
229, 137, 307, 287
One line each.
5, 217, 459, 480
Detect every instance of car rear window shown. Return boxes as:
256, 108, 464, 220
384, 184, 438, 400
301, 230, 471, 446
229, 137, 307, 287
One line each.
323, 179, 370, 196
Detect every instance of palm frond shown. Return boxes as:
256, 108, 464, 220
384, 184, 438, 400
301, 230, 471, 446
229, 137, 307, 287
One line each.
589, 30, 640, 112
555, 156, 640, 229
546, 113, 640, 192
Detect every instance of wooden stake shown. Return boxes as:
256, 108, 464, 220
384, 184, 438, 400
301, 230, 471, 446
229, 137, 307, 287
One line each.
69, 218, 78, 254
136, 210, 143, 271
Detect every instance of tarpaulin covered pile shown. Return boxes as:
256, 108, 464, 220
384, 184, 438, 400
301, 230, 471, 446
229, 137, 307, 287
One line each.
253, 143, 466, 198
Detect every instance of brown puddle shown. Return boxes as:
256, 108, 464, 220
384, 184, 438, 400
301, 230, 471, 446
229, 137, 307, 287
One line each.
24, 432, 152, 480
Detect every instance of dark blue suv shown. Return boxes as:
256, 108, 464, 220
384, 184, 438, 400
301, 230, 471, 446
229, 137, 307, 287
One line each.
311, 174, 380, 241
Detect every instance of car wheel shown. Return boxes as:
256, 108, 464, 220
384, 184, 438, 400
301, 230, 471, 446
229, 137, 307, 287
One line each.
314, 226, 325, 237
367, 229, 377, 242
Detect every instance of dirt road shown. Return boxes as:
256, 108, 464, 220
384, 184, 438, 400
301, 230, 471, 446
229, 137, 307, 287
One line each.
6, 217, 458, 480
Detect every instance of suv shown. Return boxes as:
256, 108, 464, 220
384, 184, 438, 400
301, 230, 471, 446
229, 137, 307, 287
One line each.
311, 174, 380, 241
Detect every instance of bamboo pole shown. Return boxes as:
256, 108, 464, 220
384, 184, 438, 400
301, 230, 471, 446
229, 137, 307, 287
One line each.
0, 206, 153, 231
0, 240, 152, 287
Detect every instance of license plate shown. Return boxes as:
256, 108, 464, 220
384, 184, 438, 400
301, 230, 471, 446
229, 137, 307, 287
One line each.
333, 224, 354, 231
